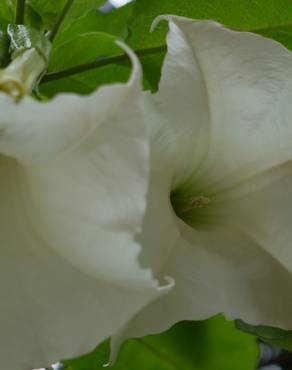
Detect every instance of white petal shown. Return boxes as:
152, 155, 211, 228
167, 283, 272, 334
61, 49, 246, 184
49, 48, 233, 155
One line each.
113, 223, 292, 351
0, 41, 141, 166
223, 159, 292, 275
0, 46, 171, 369
149, 16, 292, 192
112, 17, 292, 350
143, 19, 210, 187
137, 167, 180, 274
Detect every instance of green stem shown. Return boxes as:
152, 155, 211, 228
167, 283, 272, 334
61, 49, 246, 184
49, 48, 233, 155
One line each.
15, 0, 26, 24
48, 0, 76, 42
41, 45, 167, 84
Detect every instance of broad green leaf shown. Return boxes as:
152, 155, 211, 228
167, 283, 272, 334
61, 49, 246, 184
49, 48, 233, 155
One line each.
63, 316, 259, 370
40, 0, 292, 95
49, 32, 119, 70
40, 31, 129, 97
42, 62, 130, 96
66, 0, 106, 19
0, 17, 8, 28
236, 320, 292, 352
54, 4, 134, 47
38, 3, 135, 96
0, 1, 53, 31
127, 0, 292, 50
0, 1, 44, 31
124, 0, 292, 90
28, 0, 67, 19
24, 4, 44, 30
27, 0, 105, 29
0, 0, 15, 24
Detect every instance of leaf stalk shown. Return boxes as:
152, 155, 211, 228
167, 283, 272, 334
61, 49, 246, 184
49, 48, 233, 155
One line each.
41, 45, 167, 83
15, 0, 26, 24
48, 0, 76, 42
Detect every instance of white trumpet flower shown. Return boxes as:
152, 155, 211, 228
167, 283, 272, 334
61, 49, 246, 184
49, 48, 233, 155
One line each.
112, 16, 292, 351
0, 43, 172, 370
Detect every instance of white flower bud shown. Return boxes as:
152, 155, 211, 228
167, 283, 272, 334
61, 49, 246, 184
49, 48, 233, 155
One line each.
0, 48, 46, 101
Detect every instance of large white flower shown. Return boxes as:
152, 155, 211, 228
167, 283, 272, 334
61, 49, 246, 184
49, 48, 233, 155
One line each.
0, 44, 172, 370
112, 16, 292, 351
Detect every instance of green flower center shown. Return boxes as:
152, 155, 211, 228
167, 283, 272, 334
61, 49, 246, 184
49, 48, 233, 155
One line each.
170, 190, 212, 228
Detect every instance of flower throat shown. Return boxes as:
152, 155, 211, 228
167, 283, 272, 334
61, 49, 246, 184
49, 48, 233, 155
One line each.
170, 191, 212, 228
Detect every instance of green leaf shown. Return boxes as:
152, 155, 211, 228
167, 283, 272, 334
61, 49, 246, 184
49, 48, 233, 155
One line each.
49, 32, 120, 70
24, 4, 44, 31
128, 0, 292, 49
27, 0, 105, 29
236, 320, 292, 352
66, 0, 106, 19
40, 0, 292, 94
63, 316, 259, 370
0, 1, 42, 30
28, 0, 67, 20
54, 4, 134, 47
40, 31, 129, 97
0, 0, 15, 24
124, 0, 292, 90
38, 3, 137, 96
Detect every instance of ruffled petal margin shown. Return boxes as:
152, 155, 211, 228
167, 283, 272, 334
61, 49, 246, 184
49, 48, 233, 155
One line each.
0, 43, 173, 370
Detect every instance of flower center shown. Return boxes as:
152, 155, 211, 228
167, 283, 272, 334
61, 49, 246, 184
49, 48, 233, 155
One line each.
170, 191, 212, 228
